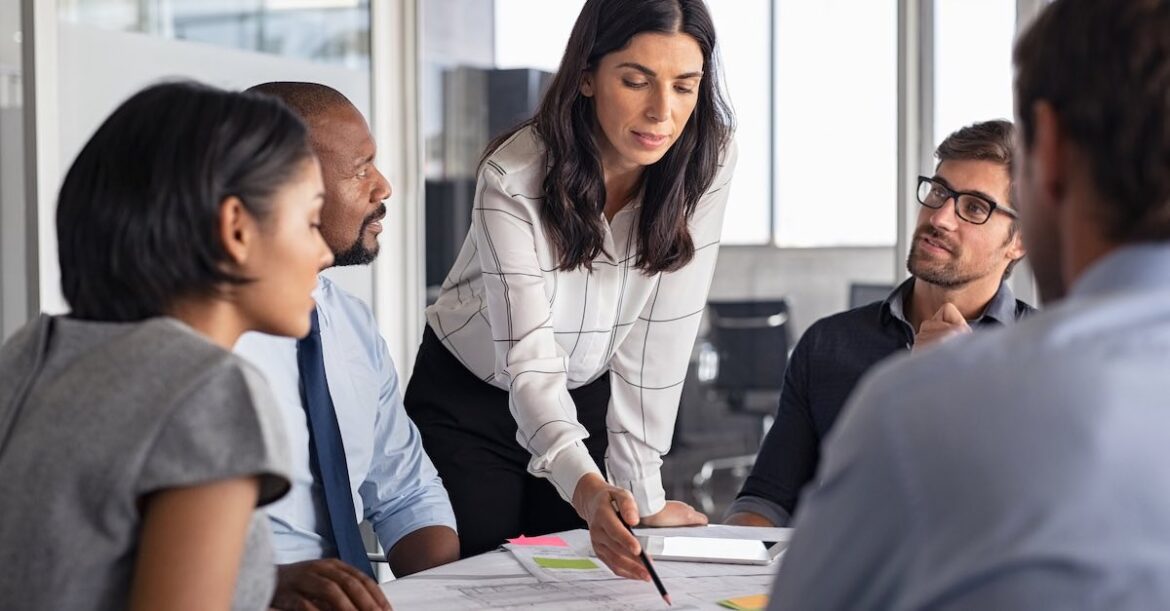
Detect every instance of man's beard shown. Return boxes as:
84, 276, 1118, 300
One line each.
906, 227, 974, 288
332, 204, 386, 267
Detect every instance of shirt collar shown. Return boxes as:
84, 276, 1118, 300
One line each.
312, 274, 335, 330
880, 277, 916, 326
880, 276, 1020, 327
976, 278, 1020, 325
626, 184, 645, 211
1070, 242, 1170, 299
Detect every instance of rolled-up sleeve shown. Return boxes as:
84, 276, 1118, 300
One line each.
360, 336, 458, 552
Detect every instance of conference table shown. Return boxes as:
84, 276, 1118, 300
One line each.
379, 525, 791, 610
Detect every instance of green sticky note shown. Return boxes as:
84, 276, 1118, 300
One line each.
533, 556, 600, 570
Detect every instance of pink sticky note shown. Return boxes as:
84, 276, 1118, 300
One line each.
507, 534, 570, 547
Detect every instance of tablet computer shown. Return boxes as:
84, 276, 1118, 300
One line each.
637, 535, 787, 565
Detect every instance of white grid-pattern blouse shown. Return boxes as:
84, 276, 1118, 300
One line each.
426, 126, 737, 516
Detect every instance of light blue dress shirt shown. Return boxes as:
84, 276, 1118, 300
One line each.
236, 276, 456, 564
771, 243, 1170, 610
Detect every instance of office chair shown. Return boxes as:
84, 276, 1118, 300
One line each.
849, 282, 895, 309
690, 299, 790, 514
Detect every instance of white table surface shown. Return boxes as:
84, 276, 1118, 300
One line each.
380, 525, 790, 610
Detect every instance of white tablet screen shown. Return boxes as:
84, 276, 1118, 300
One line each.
639, 535, 787, 564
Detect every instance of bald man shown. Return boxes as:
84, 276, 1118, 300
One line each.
236, 82, 458, 611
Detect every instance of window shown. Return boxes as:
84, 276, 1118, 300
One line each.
428, 0, 774, 259
774, 0, 898, 247
933, 0, 1015, 147
424, 0, 905, 259
45, 0, 375, 315
58, 0, 371, 68
1, 0, 26, 340
707, 0, 771, 245
493, 0, 583, 72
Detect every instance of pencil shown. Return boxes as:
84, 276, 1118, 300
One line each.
616, 511, 672, 606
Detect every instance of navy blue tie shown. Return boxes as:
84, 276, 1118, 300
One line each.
297, 309, 375, 578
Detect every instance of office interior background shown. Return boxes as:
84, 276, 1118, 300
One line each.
0, 0, 1048, 514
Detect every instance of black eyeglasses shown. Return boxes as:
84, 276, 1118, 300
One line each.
916, 176, 1018, 225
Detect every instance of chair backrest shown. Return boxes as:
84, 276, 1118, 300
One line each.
849, 282, 895, 309
705, 299, 791, 395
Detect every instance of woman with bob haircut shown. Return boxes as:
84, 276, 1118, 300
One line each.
406, 0, 737, 579
0, 81, 333, 610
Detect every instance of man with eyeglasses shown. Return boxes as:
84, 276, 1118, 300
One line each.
771, 1, 1170, 607
726, 120, 1033, 528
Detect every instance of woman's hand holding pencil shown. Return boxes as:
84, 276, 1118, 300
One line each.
572, 473, 708, 591
572, 474, 651, 581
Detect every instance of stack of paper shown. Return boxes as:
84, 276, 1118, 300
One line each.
504, 534, 618, 583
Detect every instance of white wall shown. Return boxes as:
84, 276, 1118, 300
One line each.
710, 245, 898, 339
710, 245, 1040, 341
46, 23, 374, 312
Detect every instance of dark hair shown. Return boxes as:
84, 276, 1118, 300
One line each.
57, 80, 314, 321
1014, 0, 1170, 242
935, 119, 1022, 276
484, 0, 734, 274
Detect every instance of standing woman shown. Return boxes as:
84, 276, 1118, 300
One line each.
406, 0, 736, 579
0, 82, 333, 610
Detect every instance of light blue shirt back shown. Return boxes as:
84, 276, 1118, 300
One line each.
771, 244, 1170, 610
236, 276, 456, 564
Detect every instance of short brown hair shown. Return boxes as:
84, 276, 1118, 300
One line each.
935, 119, 1015, 189
935, 119, 1022, 277
1014, 0, 1170, 243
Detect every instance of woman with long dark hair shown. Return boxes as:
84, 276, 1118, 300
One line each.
405, 0, 737, 579
0, 81, 333, 610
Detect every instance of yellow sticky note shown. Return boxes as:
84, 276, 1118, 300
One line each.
717, 593, 769, 610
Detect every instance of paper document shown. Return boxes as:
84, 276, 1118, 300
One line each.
453, 581, 692, 610
407, 549, 530, 581
505, 542, 618, 582
383, 530, 779, 609
383, 572, 774, 610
